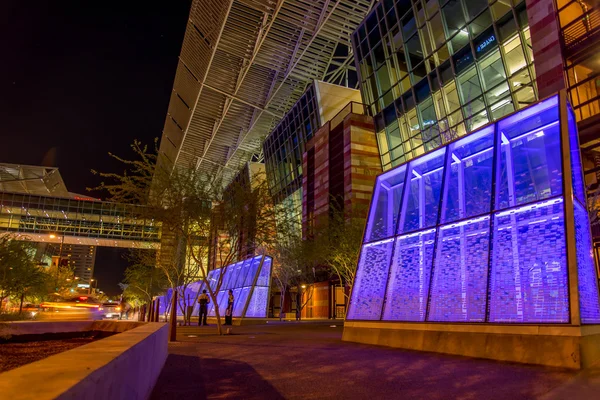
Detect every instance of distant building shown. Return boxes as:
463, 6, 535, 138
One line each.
46, 243, 97, 285
263, 81, 382, 319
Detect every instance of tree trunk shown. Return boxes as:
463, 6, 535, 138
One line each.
279, 284, 286, 321
214, 306, 223, 335
169, 290, 177, 342
18, 292, 25, 314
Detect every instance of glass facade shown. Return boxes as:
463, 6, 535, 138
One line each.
352, 0, 538, 170
347, 95, 600, 324
263, 85, 320, 204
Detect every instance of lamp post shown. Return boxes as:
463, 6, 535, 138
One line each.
50, 233, 65, 292
89, 278, 98, 295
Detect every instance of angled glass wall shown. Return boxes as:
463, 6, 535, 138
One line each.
347, 95, 600, 324
158, 255, 273, 320
352, 0, 538, 171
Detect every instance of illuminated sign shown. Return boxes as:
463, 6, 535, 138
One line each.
74, 196, 100, 202
476, 35, 496, 53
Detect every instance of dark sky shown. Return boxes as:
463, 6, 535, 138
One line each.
0, 0, 192, 296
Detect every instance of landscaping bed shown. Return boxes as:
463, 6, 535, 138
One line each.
0, 331, 115, 373
1, 337, 93, 373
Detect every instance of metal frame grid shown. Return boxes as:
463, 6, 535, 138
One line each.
0, 192, 160, 246
158, 0, 376, 183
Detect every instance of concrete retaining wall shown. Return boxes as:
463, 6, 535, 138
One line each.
343, 322, 600, 369
0, 320, 143, 337
0, 322, 168, 400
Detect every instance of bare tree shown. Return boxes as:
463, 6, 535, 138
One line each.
92, 141, 283, 334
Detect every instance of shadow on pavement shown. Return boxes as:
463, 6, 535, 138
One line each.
151, 354, 285, 400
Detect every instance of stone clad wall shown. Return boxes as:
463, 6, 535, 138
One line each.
0, 322, 168, 400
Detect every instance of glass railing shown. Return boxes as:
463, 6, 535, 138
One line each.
329, 101, 368, 129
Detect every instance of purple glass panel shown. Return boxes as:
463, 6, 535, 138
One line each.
496, 97, 562, 210
574, 201, 600, 323
221, 262, 236, 290
256, 257, 272, 286
428, 216, 490, 322
233, 260, 250, 287
567, 104, 586, 204
208, 290, 226, 316
489, 198, 569, 323
233, 287, 251, 317
208, 269, 220, 292
382, 229, 435, 321
497, 95, 559, 140
442, 126, 494, 223
244, 257, 261, 287
245, 286, 269, 318
400, 148, 446, 234
365, 166, 407, 242
347, 239, 394, 320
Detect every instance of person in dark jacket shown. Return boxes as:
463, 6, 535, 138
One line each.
224, 290, 234, 325
197, 290, 210, 326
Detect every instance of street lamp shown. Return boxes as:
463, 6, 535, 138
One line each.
89, 278, 98, 295
50, 233, 65, 291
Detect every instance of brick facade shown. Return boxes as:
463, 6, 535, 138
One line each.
526, 0, 566, 98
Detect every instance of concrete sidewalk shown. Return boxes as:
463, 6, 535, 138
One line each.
151, 323, 598, 399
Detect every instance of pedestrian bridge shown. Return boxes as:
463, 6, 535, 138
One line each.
0, 191, 160, 248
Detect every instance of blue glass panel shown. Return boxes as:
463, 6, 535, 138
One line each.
208, 269, 220, 292
496, 96, 562, 210
428, 216, 490, 322
400, 148, 446, 233
489, 198, 569, 323
382, 229, 435, 321
234, 260, 250, 287
244, 257, 260, 287
246, 286, 269, 318
574, 201, 600, 323
365, 166, 407, 242
442, 126, 494, 223
568, 104, 586, 204
233, 287, 251, 317
256, 257, 272, 286
221, 263, 236, 290
208, 290, 226, 316
347, 239, 394, 320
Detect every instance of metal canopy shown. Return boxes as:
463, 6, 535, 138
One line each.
158, 0, 374, 182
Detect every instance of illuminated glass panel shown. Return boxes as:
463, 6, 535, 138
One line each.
233, 259, 250, 287
496, 96, 562, 210
246, 287, 270, 318
233, 287, 251, 317
256, 257, 272, 286
574, 201, 600, 323
365, 166, 407, 242
567, 105, 586, 204
489, 198, 569, 323
347, 239, 394, 320
428, 216, 490, 322
349, 94, 600, 325
383, 229, 435, 321
244, 258, 260, 287
441, 126, 494, 223
400, 148, 446, 233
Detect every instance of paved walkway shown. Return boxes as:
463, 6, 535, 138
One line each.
151, 322, 599, 399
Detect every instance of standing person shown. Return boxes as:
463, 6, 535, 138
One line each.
197, 290, 210, 326
224, 289, 234, 325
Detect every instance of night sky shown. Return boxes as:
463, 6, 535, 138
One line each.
0, 0, 192, 296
